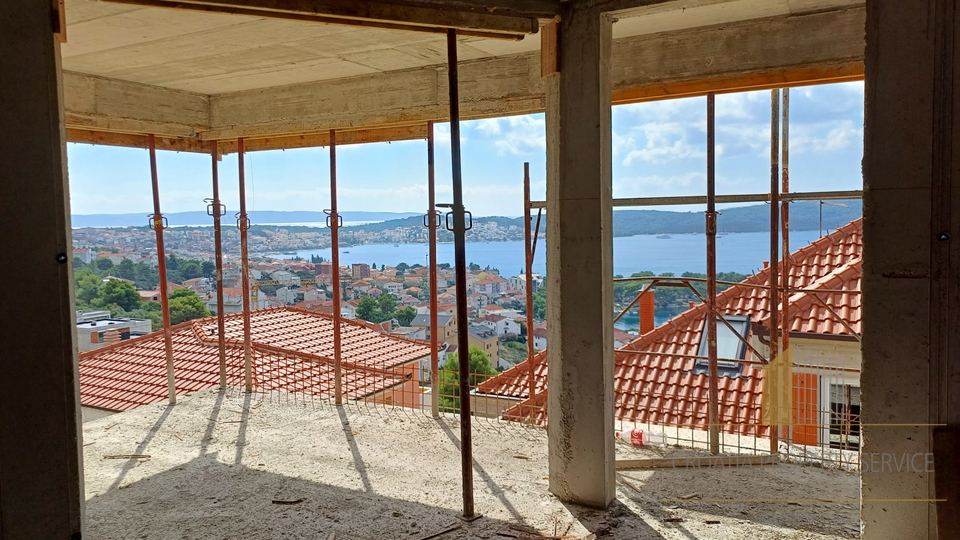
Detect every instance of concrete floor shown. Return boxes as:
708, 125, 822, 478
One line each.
82, 389, 861, 539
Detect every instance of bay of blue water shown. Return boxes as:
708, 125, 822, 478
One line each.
278, 229, 824, 278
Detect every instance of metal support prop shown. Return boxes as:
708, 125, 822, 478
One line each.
427, 121, 440, 418
148, 134, 176, 405
705, 94, 720, 455
210, 141, 228, 387
447, 29, 476, 520
768, 89, 781, 453
780, 89, 791, 440
238, 138, 253, 392
523, 162, 537, 419
329, 130, 344, 406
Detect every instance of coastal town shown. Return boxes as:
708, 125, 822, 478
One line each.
71, 217, 528, 259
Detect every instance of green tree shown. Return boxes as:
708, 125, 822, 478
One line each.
180, 260, 202, 280
126, 307, 163, 331
169, 287, 197, 299
438, 345, 497, 413
378, 294, 397, 318
532, 288, 547, 320
165, 254, 180, 270
395, 306, 417, 326
74, 271, 102, 308
356, 297, 381, 322
114, 259, 136, 281
94, 279, 141, 311
201, 261, 216, 279
168, 290, 211, 325
94, 258, 114, 272
396, 262, 410, 274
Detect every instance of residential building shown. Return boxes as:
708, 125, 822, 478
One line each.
73, 248, 93, 264
532, 328, 547, 351
138, 290, 160, 302
410, 313, 456, 343
476, 314, 520, 336
351, 263, 371, 278
467, 323, 499, 362
76, 314, 152, 353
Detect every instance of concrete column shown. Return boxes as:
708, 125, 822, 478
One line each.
0, 1, 85, 538
544, 6, 615, 509
862, 1, 960, 539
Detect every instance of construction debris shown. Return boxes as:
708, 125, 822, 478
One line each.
271, 498, 304, 505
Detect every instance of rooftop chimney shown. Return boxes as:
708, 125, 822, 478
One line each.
688, 301, 695, 310
639, 288, 656, 335
763, 260, 769, 269
103, 329, 121, 345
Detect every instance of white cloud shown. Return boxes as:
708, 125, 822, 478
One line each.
791, 120, 862, 154
473, 115, 546, 156
622, 122, 705, 166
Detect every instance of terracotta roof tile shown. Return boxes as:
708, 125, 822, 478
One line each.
491, 219, 863, 437
79, 307, 432, 412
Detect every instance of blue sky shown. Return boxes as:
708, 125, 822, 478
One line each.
67, 81, 863, 218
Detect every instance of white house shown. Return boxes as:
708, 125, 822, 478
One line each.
303, 287, 327, 302
532, 328, 547, 351
477, 314, 520, 336
276, 286, 299, 305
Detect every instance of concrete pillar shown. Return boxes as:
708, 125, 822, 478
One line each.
0, 1, 85, 538
862, 1, 960, 539
544, 6, 615, 509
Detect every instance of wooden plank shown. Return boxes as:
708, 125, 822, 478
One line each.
616, 455, 780, 469
67, 125, 427, 154
66, 129, 209, 153
540, 21, 559, 77
53, 0, 67, 42
216, 124, 428, 153
613, 64, 864, 104
97, 0, 544, 37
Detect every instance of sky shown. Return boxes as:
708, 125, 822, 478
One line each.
66, 81, 864, 218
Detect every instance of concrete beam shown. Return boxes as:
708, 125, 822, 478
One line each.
97, 0, 548, 38
63, 71, 209, 138
0, 0, 84, 537
204, 7, 864, 140
545, 5, 615, 509
861, 0, 960, 538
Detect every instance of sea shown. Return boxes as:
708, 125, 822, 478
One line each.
276, 229, 826, 331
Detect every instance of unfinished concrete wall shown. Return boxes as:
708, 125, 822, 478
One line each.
0, 1, 85, 537
862, 1, 960, 538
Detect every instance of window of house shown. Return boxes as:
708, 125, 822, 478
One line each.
691, 314, 750, 377
828, 384, 861, 450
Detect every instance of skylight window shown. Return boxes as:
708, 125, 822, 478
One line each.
691, 315, 750, 377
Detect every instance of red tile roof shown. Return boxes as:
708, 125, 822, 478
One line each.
483, 219, 863, 436
79, 307, 432, 412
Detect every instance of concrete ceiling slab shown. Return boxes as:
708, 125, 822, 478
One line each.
60, 0, 863, 95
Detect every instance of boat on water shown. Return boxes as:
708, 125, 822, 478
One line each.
656, 234, 672, 240
393, 244, 400, 247
344, 250, 350, 253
